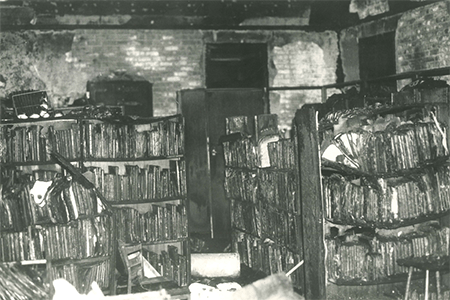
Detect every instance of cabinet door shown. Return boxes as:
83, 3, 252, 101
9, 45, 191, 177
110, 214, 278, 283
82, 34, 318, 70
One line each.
178, 89, 212, 236
178, 88, 265, 238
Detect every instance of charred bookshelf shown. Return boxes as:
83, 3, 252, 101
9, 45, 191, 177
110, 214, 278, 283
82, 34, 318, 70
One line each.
0, 167, 114, 294
221, 114, 304, 291
82, 114, 190, 291
295, 80, 450, 299
0, 114, 190, 294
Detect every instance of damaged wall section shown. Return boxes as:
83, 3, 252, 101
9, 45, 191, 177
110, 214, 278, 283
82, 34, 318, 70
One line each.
339, 1, 450, 90
269, 31, 338, 132
396, 1, 450, 77
0, 29, 338, 129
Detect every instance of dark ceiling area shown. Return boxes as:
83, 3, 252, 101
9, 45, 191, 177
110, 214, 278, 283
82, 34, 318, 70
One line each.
0, 0, 439, 30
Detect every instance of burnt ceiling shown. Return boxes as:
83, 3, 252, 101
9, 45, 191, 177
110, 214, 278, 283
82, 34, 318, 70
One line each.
0, 0, 439, 30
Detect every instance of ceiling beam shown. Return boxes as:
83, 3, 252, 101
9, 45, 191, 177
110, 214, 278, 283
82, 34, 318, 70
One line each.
0, 0, 439, 31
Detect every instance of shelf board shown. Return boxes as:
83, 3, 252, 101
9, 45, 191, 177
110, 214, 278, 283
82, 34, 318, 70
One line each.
83, 155, 183, 162
1, 256, 111, 267
0, 116, 79, 125
109, 196, 186, 205
50, 255, 111, 266
83, 114, 182, 125
138, 237, 189, 246
325, 209, 450, 229
258, 166, 297, 172
225, 165, 297, 172
397, 255, 450, 271
329, 268, 449, 286
322, 155, 450, 179
1, 159, 80, 167
225, 165, 257, 172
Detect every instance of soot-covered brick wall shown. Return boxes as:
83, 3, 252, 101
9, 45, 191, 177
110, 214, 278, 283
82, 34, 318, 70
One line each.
396, 1, 450, 73
340, 1, 450, 88
70, 30, 204, 116
0, 29, 338, 128
0, 29, 204, 115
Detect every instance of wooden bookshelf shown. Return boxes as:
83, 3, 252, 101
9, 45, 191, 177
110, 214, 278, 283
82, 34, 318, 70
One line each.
82, 115, 190, 291
294, 83, 450, 299
0, 114, 190, 295
222, 115, 304, 292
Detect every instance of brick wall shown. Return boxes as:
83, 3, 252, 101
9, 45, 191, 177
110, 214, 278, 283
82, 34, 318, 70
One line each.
396, 1, 450, 73
340, 1, 450, 88
63, 29, 204, 116
0, 29, 338, 129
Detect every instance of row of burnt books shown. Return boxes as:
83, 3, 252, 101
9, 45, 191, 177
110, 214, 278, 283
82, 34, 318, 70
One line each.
87, 162, 186, 202
409, 226, 450, 257
407, 288, 450, 300
231, 200, 298, 251
224, 168, 297, 213
231, 231, 302, 289
21, 177, 99, 228
143, 246, 188, 287
49, 259, 110, 294
0, 123, 81, 163
0, 116, 185, 164
222, 137, 295, 170
114, 205, 188, 244
323, 165, 450, 226
267, 139, 296, 170
1, 175, 100, 231
76, 260, 111, 293
0, 191, 24, 232
326, 239, 405, 283
258, 169, 297, 212
224, 168, 257, 203
223, 138, 258, 169
83, 118, 184, 159
0, 215, 112, 262
326, 226, 450, 283
323, 121, 447, 174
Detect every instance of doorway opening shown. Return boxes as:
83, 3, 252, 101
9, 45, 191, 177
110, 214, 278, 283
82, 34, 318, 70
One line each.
359, 32, 396, 92
206, 43, 268, 89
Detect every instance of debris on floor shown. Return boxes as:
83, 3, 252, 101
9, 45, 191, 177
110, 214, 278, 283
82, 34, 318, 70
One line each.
189, 273, 304, 300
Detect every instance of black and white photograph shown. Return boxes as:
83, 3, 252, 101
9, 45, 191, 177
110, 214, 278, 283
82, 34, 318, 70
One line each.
0, 1, 449, 299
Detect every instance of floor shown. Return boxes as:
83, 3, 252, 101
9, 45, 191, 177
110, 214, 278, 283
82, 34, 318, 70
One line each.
188, 235, 450, 300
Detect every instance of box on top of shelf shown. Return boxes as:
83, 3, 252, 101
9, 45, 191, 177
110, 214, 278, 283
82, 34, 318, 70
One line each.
11, 90, 51, 119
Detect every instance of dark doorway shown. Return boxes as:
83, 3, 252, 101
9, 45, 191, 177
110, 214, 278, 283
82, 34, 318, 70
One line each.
206, 43, 268, 89
359, 32, 396, 91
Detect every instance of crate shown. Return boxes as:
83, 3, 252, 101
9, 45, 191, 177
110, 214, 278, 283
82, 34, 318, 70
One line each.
12, 90, 49, 117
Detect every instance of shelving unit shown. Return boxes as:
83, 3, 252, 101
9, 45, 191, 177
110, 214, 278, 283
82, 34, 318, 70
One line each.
222, 114, 303, 292
80, 114, 190, 292
294, 80, 450, 299
0, 169, 114, 294
0, 114, 190, 295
